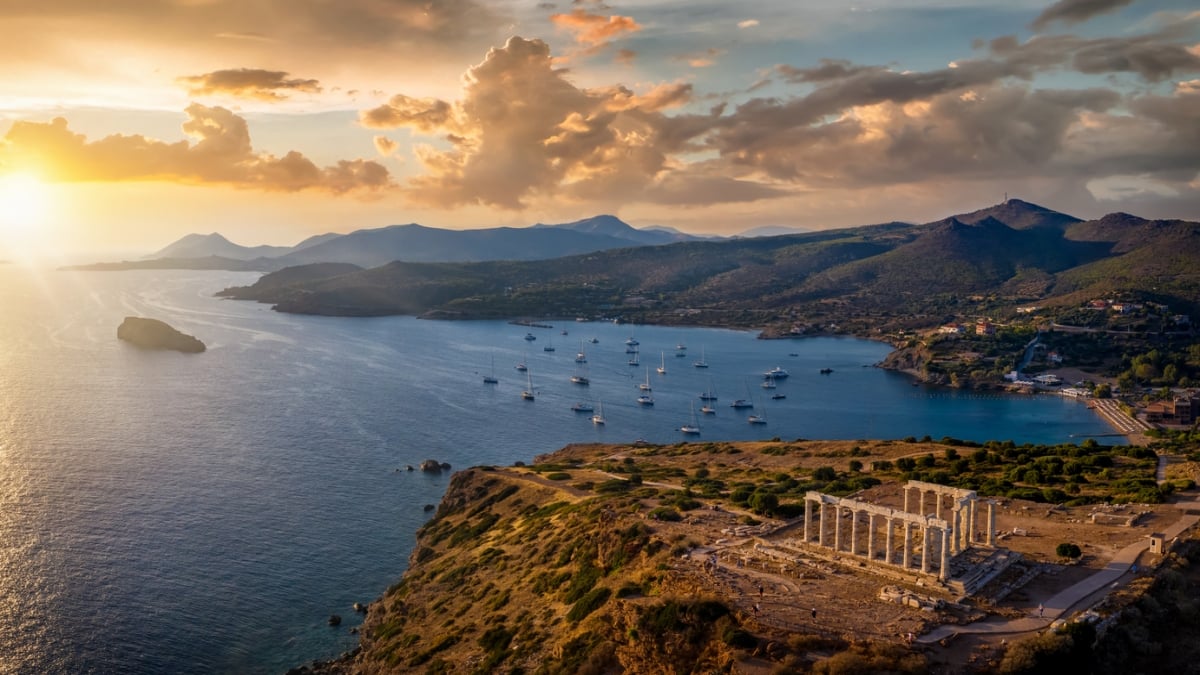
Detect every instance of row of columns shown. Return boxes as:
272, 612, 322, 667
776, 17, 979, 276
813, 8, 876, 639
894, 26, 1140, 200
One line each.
902, 481, 997, 550
802, 493, 953, 580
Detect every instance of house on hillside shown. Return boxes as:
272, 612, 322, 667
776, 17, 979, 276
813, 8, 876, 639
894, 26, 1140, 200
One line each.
975, 319, 995, 336
938, 324, 965, 334
1144, 397, 1200, 426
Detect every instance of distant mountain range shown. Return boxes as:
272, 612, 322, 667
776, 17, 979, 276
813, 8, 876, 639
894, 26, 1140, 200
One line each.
216, 199, 1200, 333
103, 215, 695, 271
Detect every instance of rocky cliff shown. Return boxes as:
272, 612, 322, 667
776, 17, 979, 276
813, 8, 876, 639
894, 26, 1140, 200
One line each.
117, 316, 206, 353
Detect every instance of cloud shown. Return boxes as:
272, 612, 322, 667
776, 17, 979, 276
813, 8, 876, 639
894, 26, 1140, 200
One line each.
361, 95, 458, 132
738, 19, 760, 29
1, 104, 390, 194
373, 136, 399, 157
354, 27, 1200, 214
177, 68, 321, 101
550, 8, 641, 48
1031, 0, 1133, 32
359, 37, 710, 209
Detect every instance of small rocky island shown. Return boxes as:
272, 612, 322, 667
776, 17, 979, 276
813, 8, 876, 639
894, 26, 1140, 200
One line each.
117, 316, 206, 353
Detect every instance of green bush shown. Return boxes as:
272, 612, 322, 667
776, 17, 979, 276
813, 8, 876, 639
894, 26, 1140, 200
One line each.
1056, 543, 1082, 559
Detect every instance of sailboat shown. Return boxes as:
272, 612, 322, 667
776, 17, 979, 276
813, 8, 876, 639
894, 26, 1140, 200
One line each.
544, 335, 555, 352
591, 401, 606, 425
692, 346, 708, 368
483, 354, 499, 384
570, 363, 590, 385
699, 381, 717, 401
638, 367, 652, 391
515, 350, 528, 372
761, 375, 777, 389
521, 369, 535, 400
628, 349, 640, 366
571, 401, 594, 413
575, 340, 587, 363
747, 397, 767, 424
656, 351, 667, 375
680, 403, 700, 435
730, 380, 753, 408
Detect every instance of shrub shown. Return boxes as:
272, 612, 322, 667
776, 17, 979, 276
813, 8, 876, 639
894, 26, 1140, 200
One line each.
567, 587, 612, 623
1056, 543, 1082, 559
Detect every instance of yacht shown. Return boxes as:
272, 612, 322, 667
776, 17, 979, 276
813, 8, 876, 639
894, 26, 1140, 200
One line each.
700, 403, 716, 415
625, 337, 639, 346
692, 346, 708, 368
761, 376, 777, 389
656, 352, 667, 375
765, 366, 789, 379
638, 367, 652, 391
680, 403, 701, 435
730, 399, 753, 409
524, 333, 536, 341
636, 393, 655, 406
591, 402, 606, 425
483, 354, 499, 384
521, 370, 535, 400
571, 402, 594, 413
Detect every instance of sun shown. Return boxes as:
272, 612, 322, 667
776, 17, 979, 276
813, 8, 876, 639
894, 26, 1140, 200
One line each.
0, 173, 51, 237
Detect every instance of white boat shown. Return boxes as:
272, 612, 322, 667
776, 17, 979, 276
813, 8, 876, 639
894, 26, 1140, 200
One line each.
656, 351, 667, 375
544, 335, 555, 352
680, 403, 700, 435
765, 366, 789, 379
524, 332, 536, 341
483, 354, 499, 384
571, 363, 590, 385
521, 370, 535, 400
636, 393, 655, 406
699, 381, 717, 401
748, 397, 767, 424
638, 367, 652, 391
628, 350, 640, 366
588, 337, 599, 344
730, 399, 752, 409
761, 376, 777, 389
571, 402, 594, 413
692, 346, 708, 368
625, 337, 639, 346
701, 403, 716, 415
675, 343, 687, 351
575, 340, 587, 363
591, 401, 606, 425
515, 350, 528, 372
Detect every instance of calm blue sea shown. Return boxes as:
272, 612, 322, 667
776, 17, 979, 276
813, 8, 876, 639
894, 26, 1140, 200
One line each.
0, 267, 1118, 673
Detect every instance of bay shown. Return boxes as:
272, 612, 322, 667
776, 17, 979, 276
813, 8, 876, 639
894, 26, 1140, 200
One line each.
0, 267, 1118, 673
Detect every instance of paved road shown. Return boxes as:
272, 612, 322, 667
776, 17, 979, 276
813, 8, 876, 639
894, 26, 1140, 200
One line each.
917, 496, 1200, 643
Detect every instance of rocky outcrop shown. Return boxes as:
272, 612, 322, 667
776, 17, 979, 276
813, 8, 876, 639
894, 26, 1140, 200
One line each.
117, 316, 206, 353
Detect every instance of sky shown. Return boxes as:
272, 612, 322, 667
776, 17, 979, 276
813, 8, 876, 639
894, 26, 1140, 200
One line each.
0, 0, 1198, 258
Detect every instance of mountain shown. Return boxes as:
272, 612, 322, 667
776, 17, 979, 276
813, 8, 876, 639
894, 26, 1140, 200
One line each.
132, 215, 684, 270
946, 198, 1082, 231
218, 200, 1200, 331
148, 233, 292, 260
737, 225, 815, 237
531, 214, 688, 245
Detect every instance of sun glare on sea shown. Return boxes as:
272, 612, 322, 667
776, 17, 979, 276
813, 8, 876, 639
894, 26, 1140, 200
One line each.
0, 173, 50, 233
0, 173, 52, 253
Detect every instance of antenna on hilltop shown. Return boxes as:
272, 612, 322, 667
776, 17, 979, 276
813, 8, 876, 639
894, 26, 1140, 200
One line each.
1004, 192, 1008, 202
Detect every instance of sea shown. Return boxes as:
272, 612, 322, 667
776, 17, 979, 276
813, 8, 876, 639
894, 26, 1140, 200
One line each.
0, 267, 1120, 673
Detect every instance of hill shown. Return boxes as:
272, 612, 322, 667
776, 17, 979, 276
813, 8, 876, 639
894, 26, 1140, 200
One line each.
219, 199, 1200, 333
149, 232, 292, 260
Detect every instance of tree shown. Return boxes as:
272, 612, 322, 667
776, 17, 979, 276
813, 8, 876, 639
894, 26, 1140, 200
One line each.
1056, 542, 1082, 559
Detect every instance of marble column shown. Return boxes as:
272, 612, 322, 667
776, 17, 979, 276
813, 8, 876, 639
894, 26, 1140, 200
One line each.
866, 514, 875, 561
850, 510, 859, 556
884, 518, 894, 564
834, 506, 842, 552
949, 507, 958, 555
903, 487, 910, 513
935, 493, 943, 520
920, 525, 931, 574
917, 490, 925, 516
804, 499, 813, 542
818, 503, 827, 546
940, 528, 951, 581
902, 522, 912, 569
987, 501, 996, 547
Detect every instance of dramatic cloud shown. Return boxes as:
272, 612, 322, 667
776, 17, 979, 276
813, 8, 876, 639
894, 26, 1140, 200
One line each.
359, 37, 717, 209
177, 68, 321, 101
1031, 0, 1134, 32
1, 105, 390, 194
355, 24, 1200, 213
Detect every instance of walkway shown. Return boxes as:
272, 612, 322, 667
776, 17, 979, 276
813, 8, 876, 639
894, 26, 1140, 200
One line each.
917, 496, 1200, 643
1088, 399, 1154, 445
